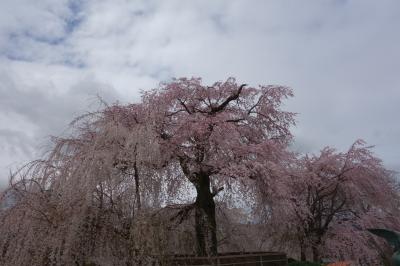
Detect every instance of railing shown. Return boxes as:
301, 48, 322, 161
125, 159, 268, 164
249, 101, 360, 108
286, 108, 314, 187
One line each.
165, 251, 287, 266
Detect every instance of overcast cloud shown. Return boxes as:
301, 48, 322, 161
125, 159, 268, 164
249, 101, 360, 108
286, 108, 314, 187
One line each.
0, 0, 399, 188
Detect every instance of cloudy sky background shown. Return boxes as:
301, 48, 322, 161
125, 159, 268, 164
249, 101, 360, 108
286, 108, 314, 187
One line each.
0, 0, 399, 188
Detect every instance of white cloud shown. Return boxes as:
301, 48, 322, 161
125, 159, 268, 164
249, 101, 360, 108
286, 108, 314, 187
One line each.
0, 59, 122, 186
0, 0, 399, 187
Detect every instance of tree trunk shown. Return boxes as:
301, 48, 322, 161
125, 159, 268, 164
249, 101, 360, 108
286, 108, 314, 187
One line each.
194, 173, 217, 257
311, 235, 322, 263
300, 243, 306, 261
312, 245, 319, 263
133, 160, 141, 210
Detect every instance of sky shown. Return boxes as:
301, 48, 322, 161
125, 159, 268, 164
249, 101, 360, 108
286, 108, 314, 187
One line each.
0, 0, 399, 188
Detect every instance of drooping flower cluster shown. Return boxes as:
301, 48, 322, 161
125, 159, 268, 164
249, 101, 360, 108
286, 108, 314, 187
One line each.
264, 140, 400, 264
0, 78, 398, 266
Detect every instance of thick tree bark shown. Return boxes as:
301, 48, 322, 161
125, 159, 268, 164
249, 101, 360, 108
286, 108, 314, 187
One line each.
133, 160, 141, 210
300, 250, 306, 262
300, 242, 306, 261
312, 246, 319, 263
193, 173, 217, 257
310, 232, 323, 263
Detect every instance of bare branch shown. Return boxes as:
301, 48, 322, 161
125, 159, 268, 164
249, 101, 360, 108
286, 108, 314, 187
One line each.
210, 84, 246, 114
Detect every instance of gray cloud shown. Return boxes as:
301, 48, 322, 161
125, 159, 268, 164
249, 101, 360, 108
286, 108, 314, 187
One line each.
0, 0, 399, 187
0, 61, 121, 188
